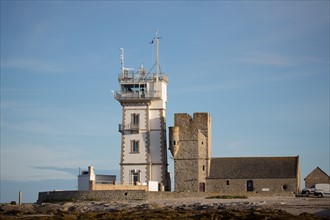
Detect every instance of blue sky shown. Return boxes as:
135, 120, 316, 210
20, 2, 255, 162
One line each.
1, 1, 329, 203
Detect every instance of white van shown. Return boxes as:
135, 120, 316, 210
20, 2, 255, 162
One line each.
302, 186, 315, 195
314, 183, 330, 197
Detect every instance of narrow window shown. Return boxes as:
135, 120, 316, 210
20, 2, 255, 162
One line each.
132, 113, 139, 125
247, 180, 254, 192
226, 180, 230, 185
173, 140, 176, 145
131, 140, 139, 153
199, 182, 205, 192
203, 165, 205, 171
130, 170, 140, 185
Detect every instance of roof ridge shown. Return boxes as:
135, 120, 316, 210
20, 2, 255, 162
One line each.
211, 156, 298, 159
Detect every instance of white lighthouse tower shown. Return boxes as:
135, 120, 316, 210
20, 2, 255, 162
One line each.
114, 33, 170, 191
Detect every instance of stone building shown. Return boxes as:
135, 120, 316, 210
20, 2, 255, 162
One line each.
169, 113, 212, 192
304, 167, 330, 188
207, 157, 300, 194
169, 112, 300, 195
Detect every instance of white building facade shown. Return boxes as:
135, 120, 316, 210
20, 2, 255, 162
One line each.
114, 36, 170, 191
78, 166, 116, 191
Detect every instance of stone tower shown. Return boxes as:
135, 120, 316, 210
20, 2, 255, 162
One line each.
114, 35, 170, 190
169, 113, 212, 192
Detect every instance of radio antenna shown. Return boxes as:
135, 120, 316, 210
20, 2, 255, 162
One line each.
155, 30, 161, 82
120, 48, 124, 74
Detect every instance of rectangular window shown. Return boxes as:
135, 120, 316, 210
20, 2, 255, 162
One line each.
199, 182, 205, 192
130, 113, 140, 132
130, 170, 140, 185
247, 180, 254, 192
131, 140, 139, 153
132, 113, 139, 126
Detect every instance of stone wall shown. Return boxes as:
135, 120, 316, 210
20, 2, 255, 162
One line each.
174, 159, 199, 192
38, 189, 296, 204
206, 178, 298, 195
170, 113, 211, 192
304, 167, 330, 188
38, 190, 147, 204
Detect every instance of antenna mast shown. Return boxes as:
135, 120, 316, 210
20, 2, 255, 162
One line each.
120, 48, 124, 74
155, 30, 161, 82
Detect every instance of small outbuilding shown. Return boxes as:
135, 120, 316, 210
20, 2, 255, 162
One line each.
304, 167, 330, 188
78, 166, 116, 190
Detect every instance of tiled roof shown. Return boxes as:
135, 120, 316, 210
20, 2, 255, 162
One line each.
208, 156, 299, 179
304, 166, 330, 180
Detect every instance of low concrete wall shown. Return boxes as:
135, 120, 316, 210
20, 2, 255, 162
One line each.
147, 191, 295, 200
147, 191, 211, 200
38, 190, 147, 204
90, 181, 147, 191
38, 190, 296, 204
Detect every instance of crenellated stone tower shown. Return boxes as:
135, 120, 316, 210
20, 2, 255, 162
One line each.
114, 34, 170, 191
169, 113, 212, 192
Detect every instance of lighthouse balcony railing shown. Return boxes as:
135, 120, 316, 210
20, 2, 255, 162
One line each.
129, 123, 139, 132
118, 123, 140, 133
118, 73, 168, 83
114, 90, 161, 101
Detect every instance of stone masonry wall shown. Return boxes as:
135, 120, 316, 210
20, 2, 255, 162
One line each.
38, 190, 147, 204
171, 113, 211, 192
38, 190, 295, 204
174, 159, 199, 192
304, 168, 330, 188
206, 178, 298, 195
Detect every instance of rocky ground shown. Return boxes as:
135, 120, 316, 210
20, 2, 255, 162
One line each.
1, 196, 329, 219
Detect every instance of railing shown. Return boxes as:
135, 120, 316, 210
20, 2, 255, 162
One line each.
118, 123, 140, 133
95, 180, 115, 185
118, 73, 168, 83
129, 123, 139, 131
114, 91, 161, 101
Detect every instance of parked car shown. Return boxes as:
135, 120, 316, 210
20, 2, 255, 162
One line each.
302, 185, 315, 195
314, 183, 330, 198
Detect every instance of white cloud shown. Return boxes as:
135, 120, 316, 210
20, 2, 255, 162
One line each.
1, 99, 119, 138
236, 51, 297, 67
236, 51, 329, 67
171, 70, 324, 95
1, 99, 121, 181
1, 143, 88, 181
1, 58, 65, 74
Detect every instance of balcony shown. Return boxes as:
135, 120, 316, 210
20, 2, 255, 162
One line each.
118, 123, 140, 133
118, 72, 168, 83
130, 123, 139, 130
114, 91, 161, 102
